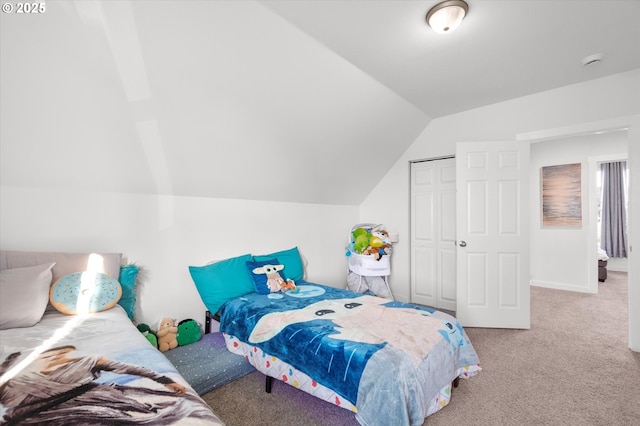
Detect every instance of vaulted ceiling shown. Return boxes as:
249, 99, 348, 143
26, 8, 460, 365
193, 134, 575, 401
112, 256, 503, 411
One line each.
1, 1, 639, 204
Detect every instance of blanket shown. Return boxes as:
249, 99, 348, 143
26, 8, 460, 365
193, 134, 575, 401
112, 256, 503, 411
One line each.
0, 305, 224, 425
220, 282, 480, 426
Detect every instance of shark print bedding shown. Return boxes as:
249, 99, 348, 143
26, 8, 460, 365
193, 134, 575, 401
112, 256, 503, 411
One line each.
219, 282, 481, 426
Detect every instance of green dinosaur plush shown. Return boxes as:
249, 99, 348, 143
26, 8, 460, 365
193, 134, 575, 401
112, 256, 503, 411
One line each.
353, 231, 371, 254
177, 319, 202, 346
137, 323, 158, 348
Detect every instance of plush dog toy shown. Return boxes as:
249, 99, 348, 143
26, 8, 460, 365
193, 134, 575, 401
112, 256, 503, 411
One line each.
156, 317, 178, 352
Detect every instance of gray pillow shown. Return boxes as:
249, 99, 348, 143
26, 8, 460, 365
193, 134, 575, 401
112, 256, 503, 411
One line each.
0, 262, 55, 330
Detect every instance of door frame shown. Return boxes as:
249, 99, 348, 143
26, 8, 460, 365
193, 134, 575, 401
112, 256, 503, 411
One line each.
517, 115, 638, 351
588, 152, 629, 292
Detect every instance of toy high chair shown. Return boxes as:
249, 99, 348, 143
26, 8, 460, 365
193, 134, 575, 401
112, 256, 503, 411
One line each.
346, 223, 394, 300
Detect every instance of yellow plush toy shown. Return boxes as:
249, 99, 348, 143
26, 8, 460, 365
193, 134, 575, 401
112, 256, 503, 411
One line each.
156, 317, 178, 352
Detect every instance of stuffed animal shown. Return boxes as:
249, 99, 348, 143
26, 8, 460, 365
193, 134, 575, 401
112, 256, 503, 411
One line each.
156, 317, 178, 352
137, 323, 158, 349
352, 228, 371, 254
252, 264, 286, 292
280, 278, 298, 293
359, 229, 393, 259
372, 229, 392, 252
177, 319, 202, 346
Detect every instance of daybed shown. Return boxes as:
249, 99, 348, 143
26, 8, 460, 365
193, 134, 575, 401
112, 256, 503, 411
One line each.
0, 250, 224, 425
189, 247, 481, 426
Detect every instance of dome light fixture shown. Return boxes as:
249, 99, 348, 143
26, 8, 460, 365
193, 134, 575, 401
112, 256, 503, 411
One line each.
426, 0, 469, 34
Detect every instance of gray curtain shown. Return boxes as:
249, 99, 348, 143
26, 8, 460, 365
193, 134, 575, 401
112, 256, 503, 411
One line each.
600, 161, 628, 258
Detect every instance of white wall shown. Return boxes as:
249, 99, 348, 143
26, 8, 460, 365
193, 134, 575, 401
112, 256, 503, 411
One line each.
530, 131, 628, 292
0, 186, 358, 326
360, 69, 640, 350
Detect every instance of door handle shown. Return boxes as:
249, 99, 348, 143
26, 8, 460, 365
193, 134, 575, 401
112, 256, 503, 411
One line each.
458, 241, 467, 247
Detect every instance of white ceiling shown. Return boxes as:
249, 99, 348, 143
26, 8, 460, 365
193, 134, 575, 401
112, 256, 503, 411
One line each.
265, 0, 640, 118
1, 1, 639, 205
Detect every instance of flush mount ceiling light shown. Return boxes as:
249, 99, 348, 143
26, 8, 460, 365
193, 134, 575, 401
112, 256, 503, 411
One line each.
426, 0, 468, 34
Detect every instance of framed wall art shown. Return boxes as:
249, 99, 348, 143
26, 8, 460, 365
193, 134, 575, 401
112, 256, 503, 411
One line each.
541, 162, 582, 227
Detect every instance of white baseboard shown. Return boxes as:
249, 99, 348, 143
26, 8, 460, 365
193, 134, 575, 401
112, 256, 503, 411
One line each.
606, 257, 628, 272
530, 280, 596, 294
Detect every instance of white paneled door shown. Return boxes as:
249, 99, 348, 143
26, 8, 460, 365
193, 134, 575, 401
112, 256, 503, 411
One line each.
410, 158, 457, 311
455, 142, 530, 329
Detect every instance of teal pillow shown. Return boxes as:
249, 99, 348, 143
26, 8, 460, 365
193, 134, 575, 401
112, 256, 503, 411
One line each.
189, 254, 255, 314
254, 247, 304, 281
118, 264, 140, 321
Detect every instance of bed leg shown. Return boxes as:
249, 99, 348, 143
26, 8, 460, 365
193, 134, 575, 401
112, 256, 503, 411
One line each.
204, 310, 221, 334
265, 375, 273, 393
453, 377, 460, 388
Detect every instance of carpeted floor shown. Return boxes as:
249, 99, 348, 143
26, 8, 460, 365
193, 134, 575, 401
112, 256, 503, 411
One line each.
201, 272, 640, 425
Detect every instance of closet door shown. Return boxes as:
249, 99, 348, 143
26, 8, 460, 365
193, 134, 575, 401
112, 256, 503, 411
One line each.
410, 158, 456, 310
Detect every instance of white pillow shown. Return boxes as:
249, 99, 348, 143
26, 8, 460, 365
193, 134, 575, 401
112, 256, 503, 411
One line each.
0, 262, 55, 329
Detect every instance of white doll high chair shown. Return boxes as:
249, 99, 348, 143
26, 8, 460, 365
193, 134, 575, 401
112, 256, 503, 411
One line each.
346, 223, 394, 300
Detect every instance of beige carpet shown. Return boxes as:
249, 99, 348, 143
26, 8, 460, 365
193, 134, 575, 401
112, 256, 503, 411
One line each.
201, 271, 640, 425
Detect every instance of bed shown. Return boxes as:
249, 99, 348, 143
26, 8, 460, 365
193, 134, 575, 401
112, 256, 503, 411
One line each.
189, 247, 481, 426
598, 247, 609, 282
0, 250, 224, 425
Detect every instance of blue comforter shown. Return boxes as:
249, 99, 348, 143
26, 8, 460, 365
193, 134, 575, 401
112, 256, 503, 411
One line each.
220, 282, 480, 426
